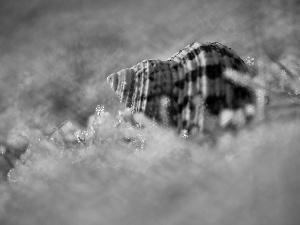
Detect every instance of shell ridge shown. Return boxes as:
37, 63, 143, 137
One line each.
141, 60, 150, 112
137, 61, 146, 112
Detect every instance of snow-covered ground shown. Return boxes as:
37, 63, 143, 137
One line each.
0, 0, 299, 224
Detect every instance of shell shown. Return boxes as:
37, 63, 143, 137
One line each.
107, 42, 255, 133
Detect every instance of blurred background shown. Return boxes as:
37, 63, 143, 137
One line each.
0, 0, 298, 131
0, 0, 299, 224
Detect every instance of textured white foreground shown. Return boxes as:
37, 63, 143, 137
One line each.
1, 112, 300, 225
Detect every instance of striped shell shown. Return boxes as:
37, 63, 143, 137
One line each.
107, 42, 255, 133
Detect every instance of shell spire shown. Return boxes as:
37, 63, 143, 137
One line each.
107, 68, 135, 108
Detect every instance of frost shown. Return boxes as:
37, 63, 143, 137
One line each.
95, 105, 105, 116
180, 130, 188, 138
1, 111, 300, 225
246, 56, 255, 66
